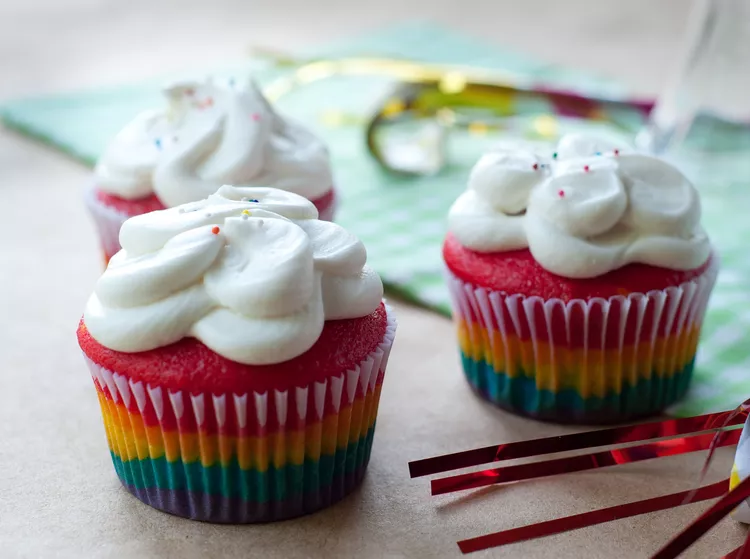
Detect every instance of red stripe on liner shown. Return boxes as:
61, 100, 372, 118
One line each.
432, 429, 741, 496
457, 479, 729, 554
410, 410, 747, 479
650, 476, 750, 559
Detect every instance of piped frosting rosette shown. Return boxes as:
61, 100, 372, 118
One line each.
732, 417, 750, 523
85, 185, 380, 364
445, 134, 718, 422
86, 78, 336, 262
449, 133, 710, 277
95, 80, 333, 206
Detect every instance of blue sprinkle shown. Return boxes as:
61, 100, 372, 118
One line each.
154, 138, 162, 149
595, 151, 601, 156
249, 198, 259, 203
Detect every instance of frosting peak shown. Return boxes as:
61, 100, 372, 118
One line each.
84, 187, 383, 365
95, 79, 333, 206
448, 134, 711, 278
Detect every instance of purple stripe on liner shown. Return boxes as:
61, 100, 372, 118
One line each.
118, 467, 369, 523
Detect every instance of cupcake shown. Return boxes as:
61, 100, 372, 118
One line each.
86, 78, 337, 262
731, 415, 750, 522
77, 186, 395, 522
444, 134, 717, 424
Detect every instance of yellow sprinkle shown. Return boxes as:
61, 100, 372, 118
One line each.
382, 98, 406, 118
533, 115, 559, 139
242, 209, 251, 216
439, 72, 468, 95
468, 121, 489, 136
319, 110, 365, 127
436, 108, 456, 126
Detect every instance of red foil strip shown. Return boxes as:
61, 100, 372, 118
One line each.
432, 429, 741, 496
410, 411, 745, 479
457, 479, 729, 554
651, 476, 750, 559
722, 534, 750, 559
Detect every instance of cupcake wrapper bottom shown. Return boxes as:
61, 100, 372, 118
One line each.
84, 184, 339, 264
83, 308, 396, 523
446, 263, 718, 424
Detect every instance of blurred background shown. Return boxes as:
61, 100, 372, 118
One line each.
1, 0, 692, 99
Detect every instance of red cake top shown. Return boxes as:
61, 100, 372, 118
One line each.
78, 303, 388, 394
444, 232, 713, 301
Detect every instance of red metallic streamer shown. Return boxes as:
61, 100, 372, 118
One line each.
457, 479, 729, 554
410, 411, 746, 479
650, 476, 750, 559
722, 533, 750, 559
690, 404, 750, 505
432, 429, 742, 496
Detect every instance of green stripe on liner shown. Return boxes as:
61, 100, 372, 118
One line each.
460, 354, 696, 420
110, 425, 377, 503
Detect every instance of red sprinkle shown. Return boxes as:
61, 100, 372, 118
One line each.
584, 165, 590, 172
211, 226, 220, 235
532, 163, 539, 171
558, 190, 565, 198
251, 113, 261, 121
614, 149, 620, 156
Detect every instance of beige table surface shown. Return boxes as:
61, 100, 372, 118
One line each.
1, 1, 747, 558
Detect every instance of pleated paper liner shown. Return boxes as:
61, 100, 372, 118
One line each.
445, 259, 718, 424
83, 310, 396, 523
84, 183, 339, 264
84, 183, 131, 264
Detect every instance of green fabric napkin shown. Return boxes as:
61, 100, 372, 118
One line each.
2, 21, 748, 417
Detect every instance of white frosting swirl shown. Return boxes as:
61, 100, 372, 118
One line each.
448, 134, 711, 278
94, 79, 333, 206
84, 186, 383, 365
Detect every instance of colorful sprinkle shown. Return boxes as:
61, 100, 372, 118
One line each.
614, 149, 620, 156
584, 165, 590, 172
211, 226, 220, 235
154, 139, 162, 149
251, 113, 261, 121
241, 209, 251, 216
532, 163, 539, 171
552, 152, 558, 159
595, 151, 601, 156
558, 190, 565, 198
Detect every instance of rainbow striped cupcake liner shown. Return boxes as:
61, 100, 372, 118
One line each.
82, 310, 396, 523
731, 417, 750, 523
84, 183, 338, 263
446, 263, 718, 424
